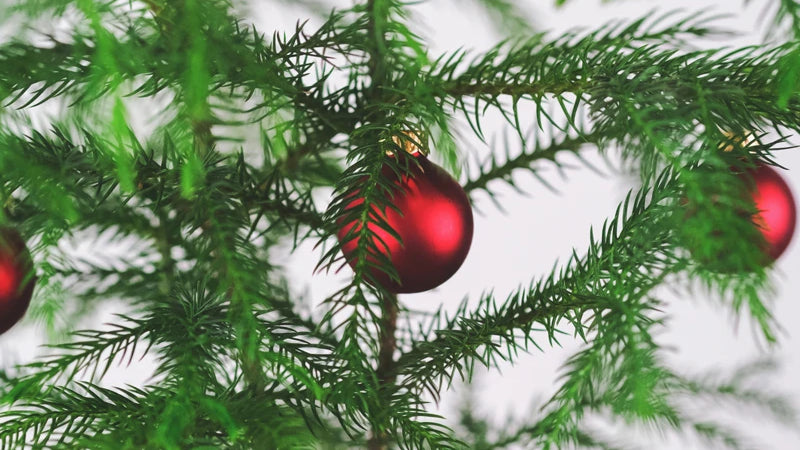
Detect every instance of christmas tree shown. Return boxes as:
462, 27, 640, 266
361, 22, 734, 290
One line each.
1, 0, 799, 448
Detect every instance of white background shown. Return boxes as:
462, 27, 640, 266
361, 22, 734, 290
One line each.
2, 0, 800, 448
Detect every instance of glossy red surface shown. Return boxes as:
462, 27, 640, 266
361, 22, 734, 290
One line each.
337, 154, 474, 293
0, 227, 34, 335
0, 260, 17, 299
748, 164, 796, 261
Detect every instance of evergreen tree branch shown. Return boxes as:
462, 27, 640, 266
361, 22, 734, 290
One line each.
766, 0, 800, 37
0, 5, 360, 142
0, 381, 315, 448
362, 4, 394, 448
311, 3, 466, 447
1, 1, 798, 448
475, 357, 795, 449
426, 11, 800, 173
395, 171, 687, 400
1, 125, 326, 240
367, 292, 398, 450
447, 39, 800, 185
427, 11, 724, 138
487, 424, 635, 450
674, 360, 796, 426
144, 0, 265, 393
1, 277, 334, 447
3, 320, 152, 400
463, 132, 599, 196
0, 383, 151, 449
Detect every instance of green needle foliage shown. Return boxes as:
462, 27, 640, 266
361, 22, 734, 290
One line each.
0, 0, 798, 448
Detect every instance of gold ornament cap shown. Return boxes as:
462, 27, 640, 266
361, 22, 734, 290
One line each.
389, 130, 427, 157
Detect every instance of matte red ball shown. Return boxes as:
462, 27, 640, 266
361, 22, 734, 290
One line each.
746, 163, 796, 261
336, 153, 474, 293
0, 227, 35, 335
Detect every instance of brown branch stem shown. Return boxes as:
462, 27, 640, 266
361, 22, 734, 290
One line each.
367, 292, 398, 450
463, 133, 599, 193
442, 80, 587, 99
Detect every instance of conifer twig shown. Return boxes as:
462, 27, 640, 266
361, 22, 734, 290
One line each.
443, 80, 585, 99
1, 2, 798, 448
141, 0, 264, 393
464, 132, 599, 194
368, 292, 398, 450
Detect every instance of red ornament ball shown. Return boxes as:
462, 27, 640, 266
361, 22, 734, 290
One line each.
336, 153, 474, 294
746, 163, 796, 261
0, 227, 35, 335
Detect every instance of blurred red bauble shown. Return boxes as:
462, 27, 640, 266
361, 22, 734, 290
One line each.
0, 226, 35, 335
336, 152, 473, 294
746, 163, 796, 261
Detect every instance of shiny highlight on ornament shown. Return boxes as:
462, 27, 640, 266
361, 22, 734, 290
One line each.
748, 163, 796, 261
0, 261, 18, 299
0, 227, 35, 335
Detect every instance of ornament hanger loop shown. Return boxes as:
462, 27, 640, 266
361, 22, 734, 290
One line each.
719, 129, 757, 153
387, 130, 427, 157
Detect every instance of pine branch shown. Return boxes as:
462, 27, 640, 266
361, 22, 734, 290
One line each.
675, 359, 797, 426
1, 1, 798, 448
426, 11, 800, 181
367, 293, 398, 450
4, 320, 152, 399
309, 3, 470, 447
323, 2, 413, 447
768, 0, 800, 36
0, 380, 316, 448
463, 132, 599, 196
1, 126, 326, 241
396, 172, 681, 391
0, 383, 151, 449
397, 158, 776, 415
475, 356, 796, 450
2, 276, 336, 447
0, 4, 360, 145
488, 424, 636, 450
428, 12, 725, 138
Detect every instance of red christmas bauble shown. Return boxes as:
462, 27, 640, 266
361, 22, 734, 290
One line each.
336, 153, 474, 293
0, 227, 35, 335
746, 163, 796, 261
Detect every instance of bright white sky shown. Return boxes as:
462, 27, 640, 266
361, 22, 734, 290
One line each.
2, 1, 799, 449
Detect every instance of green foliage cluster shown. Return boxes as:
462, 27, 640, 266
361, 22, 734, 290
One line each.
0, 0, 798, 448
